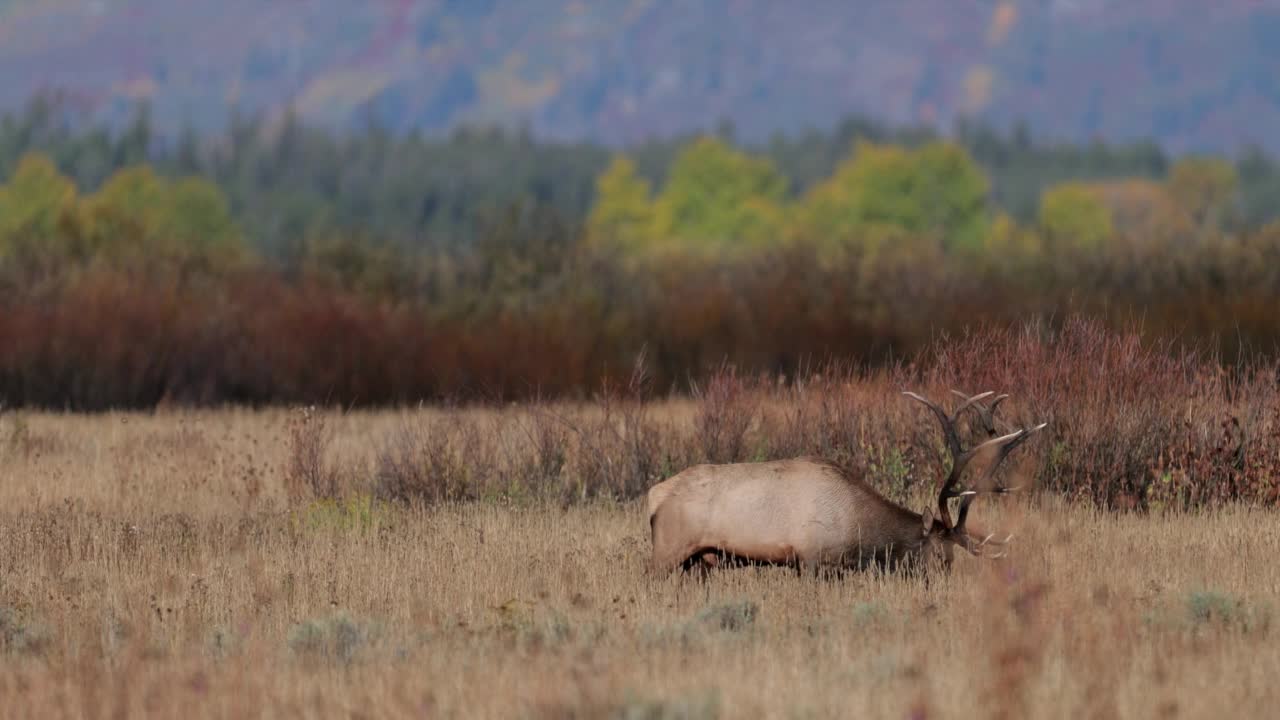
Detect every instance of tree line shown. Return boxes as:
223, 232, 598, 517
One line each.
1, 96, 1279, 409
8, 96, 1280, 251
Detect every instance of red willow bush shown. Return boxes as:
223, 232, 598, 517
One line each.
0, 268, 613, 408
355, 318, 1280, 511
679, 319, 1280, 510
911, 318, 1280, 509
732, 318, 1280, 511
0, 233, 1278, 415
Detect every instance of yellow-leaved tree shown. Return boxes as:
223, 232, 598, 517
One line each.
0, 153, 86, 271
1037, 182, 1115, 250
648, 136, 787, 256
1167, 156, 1238, 234
1085, 179, 1196, 249
793, 140, 990, 258
80, 165, 246, 271
585, 155, 653, 254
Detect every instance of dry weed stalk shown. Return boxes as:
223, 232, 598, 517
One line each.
285, 405, 340, 501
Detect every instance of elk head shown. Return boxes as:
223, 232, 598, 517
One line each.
904, 389, 1047, 562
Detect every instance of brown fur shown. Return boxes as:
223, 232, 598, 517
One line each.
647, 456, 955, 575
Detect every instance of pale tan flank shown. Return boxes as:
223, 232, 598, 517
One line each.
647, 390, 1047, 574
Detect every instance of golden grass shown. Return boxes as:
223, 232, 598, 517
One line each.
1, 407, 1278, 719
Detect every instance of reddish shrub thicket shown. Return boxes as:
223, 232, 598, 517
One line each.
0, 269, 615, 408
912, 318, 1280, 509
0, 235, 1278, 418
355, 319, 1280, 511
0, 238, 960, 408
667, 320, 1280, 510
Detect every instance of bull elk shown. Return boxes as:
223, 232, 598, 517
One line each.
647, 389, 1047, 575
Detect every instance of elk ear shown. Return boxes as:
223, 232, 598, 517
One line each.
920, 508, 934, 536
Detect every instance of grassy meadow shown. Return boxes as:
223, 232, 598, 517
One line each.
1, 383, 1279, 719
4, 54, 1280, 720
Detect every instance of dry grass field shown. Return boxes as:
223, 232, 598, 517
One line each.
1, 399, 1278, 720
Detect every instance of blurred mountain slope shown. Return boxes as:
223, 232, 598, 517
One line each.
0, 0, 1276, 152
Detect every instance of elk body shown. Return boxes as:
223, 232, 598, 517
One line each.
647, 390, 1046, 575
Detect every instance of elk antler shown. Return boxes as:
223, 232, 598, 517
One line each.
951, 388, 1045, 494
956, 528, 1015, 558
904, 390, 1047, 532
902, 390, 994, 462
954, 422, 1047, 534
950, 388, 1009, 437
949, 392, 1046, 557
903, 390, 996, 527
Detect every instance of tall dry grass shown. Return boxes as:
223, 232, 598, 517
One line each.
2, 322, 1280, 717
0, 434, 1272, 719
0, 446, 1276, 718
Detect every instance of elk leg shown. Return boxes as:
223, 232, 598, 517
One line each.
796, 555, 822, 580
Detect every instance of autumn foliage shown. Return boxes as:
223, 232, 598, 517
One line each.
0, 137, 1277, 409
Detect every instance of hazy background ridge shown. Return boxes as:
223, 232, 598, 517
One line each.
1, 0, 1275, 152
